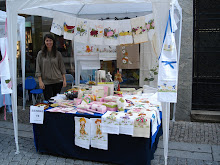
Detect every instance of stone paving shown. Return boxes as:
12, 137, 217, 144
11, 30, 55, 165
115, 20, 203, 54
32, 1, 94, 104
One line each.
0, 119, 219, 165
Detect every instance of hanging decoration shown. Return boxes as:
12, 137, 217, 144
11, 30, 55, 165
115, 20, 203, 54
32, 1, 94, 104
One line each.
88, 20, 104, 45
157, 11, 178, 103
130, 16, 148, 44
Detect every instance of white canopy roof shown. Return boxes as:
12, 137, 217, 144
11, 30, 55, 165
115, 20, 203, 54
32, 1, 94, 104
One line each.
6, 1, 182, 165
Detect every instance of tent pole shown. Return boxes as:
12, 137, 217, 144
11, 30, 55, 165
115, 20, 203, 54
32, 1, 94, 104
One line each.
162, 102, 170, 165
6, 2, 20, 154
76, 4, 85, 16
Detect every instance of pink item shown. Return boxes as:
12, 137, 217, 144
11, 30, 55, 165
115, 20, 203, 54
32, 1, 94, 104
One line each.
97, 105, 107, 113
96, 97, 105, 102
88, 101, 104, 105
74, 98, 82, 105
102, 102, 118, 112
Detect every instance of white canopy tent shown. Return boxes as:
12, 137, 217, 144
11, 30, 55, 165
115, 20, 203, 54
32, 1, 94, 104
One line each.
6, 0, 182, 164
0, 9, 26, 154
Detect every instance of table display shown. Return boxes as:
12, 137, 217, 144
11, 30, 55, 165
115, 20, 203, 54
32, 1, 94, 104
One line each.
33, 111, 162, 165
33, 86, 162, 165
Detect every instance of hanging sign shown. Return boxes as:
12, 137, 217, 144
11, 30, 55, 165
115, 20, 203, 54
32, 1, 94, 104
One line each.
30, 106, 44, 124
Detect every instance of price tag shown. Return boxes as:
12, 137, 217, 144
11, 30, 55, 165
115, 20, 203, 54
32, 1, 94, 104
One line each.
30, 106, 44, 124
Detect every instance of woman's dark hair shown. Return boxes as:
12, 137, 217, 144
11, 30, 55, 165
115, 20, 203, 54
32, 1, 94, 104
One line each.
41, 34, 57, 57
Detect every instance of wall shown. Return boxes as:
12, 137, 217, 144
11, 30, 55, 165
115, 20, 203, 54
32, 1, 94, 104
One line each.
176, 0, 193, 121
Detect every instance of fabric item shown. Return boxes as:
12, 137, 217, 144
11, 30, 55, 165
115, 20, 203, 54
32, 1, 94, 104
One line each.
139, 41, 158, 88
80, 60, 100, 70
99, 45, 117, 60
118, 19, 133, 45
158, 11, 178, 103
90, 118, 108, 150
74, 18, 89, 44
75, 117, 90, 149
133, 113, 151, 138
101, 111, 122, 134
119, 112, 137, 135
117, 97, 125, 111
0, 84, 12, 107
35, 50, 66, 85
130, 16, 148, 44
63, 15, 76, 40
0, 37, 12, 94
88, 20, 104, 45
116, 44, 139, 69
103, 21, 119, 46
50, 13, 64, 36
98, 82, 114, 96
43, 82, 63, 101
145, 13, 156, 41
74, 42, 99, 56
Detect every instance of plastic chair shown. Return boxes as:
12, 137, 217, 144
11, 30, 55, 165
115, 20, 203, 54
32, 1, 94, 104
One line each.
65, 74, 74, 87
25, 76, 44, 105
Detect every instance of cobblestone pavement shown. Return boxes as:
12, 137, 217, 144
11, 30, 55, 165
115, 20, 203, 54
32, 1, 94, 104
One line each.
169, 121, 220, 145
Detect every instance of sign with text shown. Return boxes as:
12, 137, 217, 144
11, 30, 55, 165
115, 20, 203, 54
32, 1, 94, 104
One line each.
30, 106, 44, 124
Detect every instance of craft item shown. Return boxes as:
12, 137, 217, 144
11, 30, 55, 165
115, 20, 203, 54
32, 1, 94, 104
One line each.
158, 11, 178, 103
118, 19, 133, 45
35, 103, 49, 110
114, 71, 123, 91
130, 16, 148, 44
116, 97, 125, 111
98, 82, 114, 96
145, 13, 155, 41
73, 98, 82, 105
99, 45, 117, 61
90, 118, 108, 150
89, 104, 107, 114
75, 117, 90, 149
96, 97, 105, 102
103, 96, 118, 102
77, 104, 91, 110
133, 113, 151, 138
88, 20, 104, 45
119, 112, 137, 135
50, 13, 64, 36
63, 15, 76, 40
103, 20, 119, 45
102, 102, 118, 111
75, 18, 89, 43
77, 89, 84, 99
116, 44, 140, 69
0, 37, 12, 94
101, 111, 123, 134
77, 109, 94, 115
106, 72, 113, 82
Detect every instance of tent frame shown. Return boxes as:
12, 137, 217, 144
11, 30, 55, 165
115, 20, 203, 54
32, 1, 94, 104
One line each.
5, 0, 182, 164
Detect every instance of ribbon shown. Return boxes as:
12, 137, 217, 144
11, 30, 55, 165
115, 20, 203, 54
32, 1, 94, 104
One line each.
161, 61, 176, 69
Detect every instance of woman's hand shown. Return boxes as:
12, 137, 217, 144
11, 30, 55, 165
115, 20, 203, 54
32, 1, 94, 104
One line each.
62, 74, 67, 87
39, 80, 45, 89
63, 80, 67, 87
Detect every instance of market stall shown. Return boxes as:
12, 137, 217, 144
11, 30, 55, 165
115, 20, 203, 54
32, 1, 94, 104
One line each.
6, 0, 182, 164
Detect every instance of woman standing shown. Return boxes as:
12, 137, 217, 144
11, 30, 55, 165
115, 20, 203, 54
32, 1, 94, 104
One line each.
36, 34, 66, 100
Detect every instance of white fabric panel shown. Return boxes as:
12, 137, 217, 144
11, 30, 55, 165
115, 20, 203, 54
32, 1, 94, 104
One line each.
118, 19, 133, 45
75, 18, 89, 43
63, 15, 76, 40
88, 20, 104, 45
80, 60, 100, 70
50, 12, 64, 36
103, 20, 119, 46
130, 16, 148, 44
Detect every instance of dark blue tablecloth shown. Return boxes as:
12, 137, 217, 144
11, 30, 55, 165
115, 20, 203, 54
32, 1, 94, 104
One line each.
33, 112, 162, 165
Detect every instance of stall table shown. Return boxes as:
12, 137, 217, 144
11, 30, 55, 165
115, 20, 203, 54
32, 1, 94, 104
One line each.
33, 111, 162, 165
